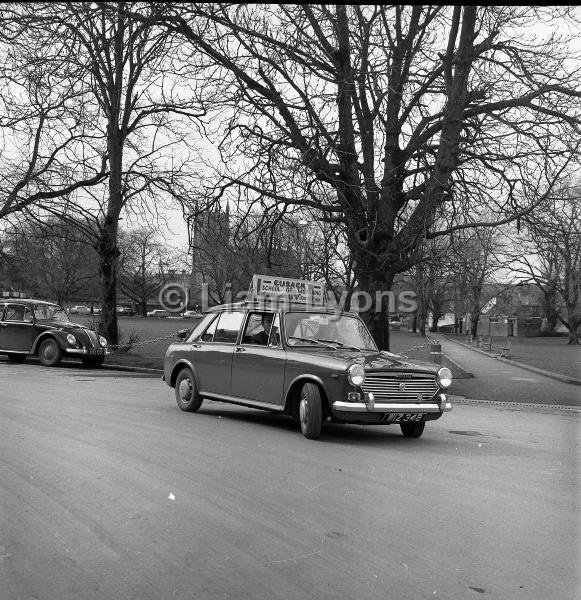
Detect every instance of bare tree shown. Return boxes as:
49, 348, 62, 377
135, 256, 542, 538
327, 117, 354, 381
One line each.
407, 239, 453, 335
0, 6, 108, 220
118, 227, 165, 316
1, 217, 99, 304
516, 182, 581, 344
2, 2, 206, 343
133, 4, 581, 349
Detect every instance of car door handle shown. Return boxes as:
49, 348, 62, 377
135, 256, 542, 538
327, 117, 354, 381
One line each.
235, 346, 245, 353
0, 323, 6, 327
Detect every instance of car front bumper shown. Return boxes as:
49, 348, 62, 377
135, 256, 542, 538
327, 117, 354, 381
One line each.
65, 348, 110, 356
332, 393, 452, 414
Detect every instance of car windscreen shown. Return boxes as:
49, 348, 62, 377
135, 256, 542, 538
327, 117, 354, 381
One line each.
284, 312, 377, 350
34, 304, 71, 322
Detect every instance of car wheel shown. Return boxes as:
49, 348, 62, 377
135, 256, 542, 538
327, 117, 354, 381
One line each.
38, 338, 62, 367
299, 382, 323, 439
400, 421, 425, 438
175, 367, 203, 412
7, 353, 27, 364
82, 356, 104, 368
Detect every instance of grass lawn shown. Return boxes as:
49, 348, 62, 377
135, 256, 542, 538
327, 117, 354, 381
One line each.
71, 315, 468, 379
71, 315, 197, 370
446, 333, 581, 380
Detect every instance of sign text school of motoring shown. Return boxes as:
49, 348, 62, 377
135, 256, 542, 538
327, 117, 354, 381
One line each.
249, 275, 326, 307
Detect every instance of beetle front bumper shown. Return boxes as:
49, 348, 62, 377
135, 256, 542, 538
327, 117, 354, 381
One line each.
65, 348, 109, 356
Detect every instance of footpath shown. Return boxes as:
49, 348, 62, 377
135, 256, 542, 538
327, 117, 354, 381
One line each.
429, 333, 581, 409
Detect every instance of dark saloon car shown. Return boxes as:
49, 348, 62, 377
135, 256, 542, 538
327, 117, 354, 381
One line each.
163, 301, 452, 440
0, 299, 109, 367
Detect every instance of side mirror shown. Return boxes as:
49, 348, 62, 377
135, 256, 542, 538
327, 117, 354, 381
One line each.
176, 329, 188, 341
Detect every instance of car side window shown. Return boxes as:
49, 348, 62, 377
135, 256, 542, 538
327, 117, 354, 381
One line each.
5, 304, 30, 322
213, 311, 244, 344
200, 315, 219, 342
268, 314, 281, 347
189, 314, 217, 342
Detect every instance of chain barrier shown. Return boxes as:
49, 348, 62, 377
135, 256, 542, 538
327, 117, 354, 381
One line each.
108, 329, 188, 351
394, 336, 435, 359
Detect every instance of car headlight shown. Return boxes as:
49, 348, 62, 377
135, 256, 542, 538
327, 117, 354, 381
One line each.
347, 363, 365, 387
98, 335, 108, 348
437, 367, 453, 388
66, 333, 77, 346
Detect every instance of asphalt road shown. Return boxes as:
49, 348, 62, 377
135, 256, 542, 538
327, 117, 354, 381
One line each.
1, 361, 579, 600
429, 334, 581, 407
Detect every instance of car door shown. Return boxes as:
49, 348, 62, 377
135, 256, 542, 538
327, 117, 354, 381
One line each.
192, 310, 245, 398
230, 312, 286, 406
0, 303, 35, 353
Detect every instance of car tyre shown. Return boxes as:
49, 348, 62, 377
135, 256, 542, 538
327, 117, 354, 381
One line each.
400, 421, 425, 438
175, 367, 203, 412
7, 353, 27, 364
299, 382, 323, 439
38, 338, 62, 367
82, 356, 104, 368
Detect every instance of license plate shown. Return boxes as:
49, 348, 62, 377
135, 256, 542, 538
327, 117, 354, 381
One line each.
383, 413, 424, 424
86, 348, 104, 355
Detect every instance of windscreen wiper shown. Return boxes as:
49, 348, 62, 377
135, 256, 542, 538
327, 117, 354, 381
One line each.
287, 336, 337, 350
316, 338, 361, 351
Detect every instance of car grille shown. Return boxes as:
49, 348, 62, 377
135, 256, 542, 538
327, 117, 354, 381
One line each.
362, 372, 438, 402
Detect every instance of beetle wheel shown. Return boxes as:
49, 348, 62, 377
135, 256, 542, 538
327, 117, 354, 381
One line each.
38, 338, 62, 367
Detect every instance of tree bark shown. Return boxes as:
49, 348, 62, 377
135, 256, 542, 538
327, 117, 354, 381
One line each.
355, 259, 394, 351
98, 132, 123, 344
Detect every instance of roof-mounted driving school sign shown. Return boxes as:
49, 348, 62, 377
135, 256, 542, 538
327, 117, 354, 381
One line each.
248, 275, 326, 307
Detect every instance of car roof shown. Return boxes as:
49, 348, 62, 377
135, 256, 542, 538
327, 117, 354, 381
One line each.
206, 300, 357, 317
0, 298, 59, 307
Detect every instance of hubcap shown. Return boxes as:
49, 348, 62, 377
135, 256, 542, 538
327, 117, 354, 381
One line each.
178, 377, 192, 403
43, 343, 55, 360
299, 396, 308, 427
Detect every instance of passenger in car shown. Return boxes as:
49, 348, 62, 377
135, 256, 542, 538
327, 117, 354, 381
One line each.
246, 313, 274, 345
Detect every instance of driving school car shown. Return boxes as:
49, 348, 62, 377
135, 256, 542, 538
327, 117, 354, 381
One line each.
163, 276, 452, 440
0, 299, 109, 367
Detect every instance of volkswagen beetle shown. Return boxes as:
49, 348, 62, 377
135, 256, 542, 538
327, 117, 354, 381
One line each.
0, 299, 109, 367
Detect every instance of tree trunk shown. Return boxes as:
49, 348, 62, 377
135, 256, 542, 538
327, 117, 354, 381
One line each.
542, 289, 559, 334
431, 313, 440, 332
470, 312, 480, 338
418, 311, 427, 336
98, 228, 119, 343
565, 303, 580, 344
98, 133, 123, 345
355, 264, 394, 351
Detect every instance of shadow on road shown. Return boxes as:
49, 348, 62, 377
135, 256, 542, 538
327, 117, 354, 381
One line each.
0, 356, 160, 378
197, 404, 447, 447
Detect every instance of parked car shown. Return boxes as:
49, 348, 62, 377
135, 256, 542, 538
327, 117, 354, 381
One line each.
147, 309, 169, 318
69, 305, 91, 315
182, 310, 203, 319
116, 306, 135, 316
0, 299, 109, 367
163, 301, 452, 440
